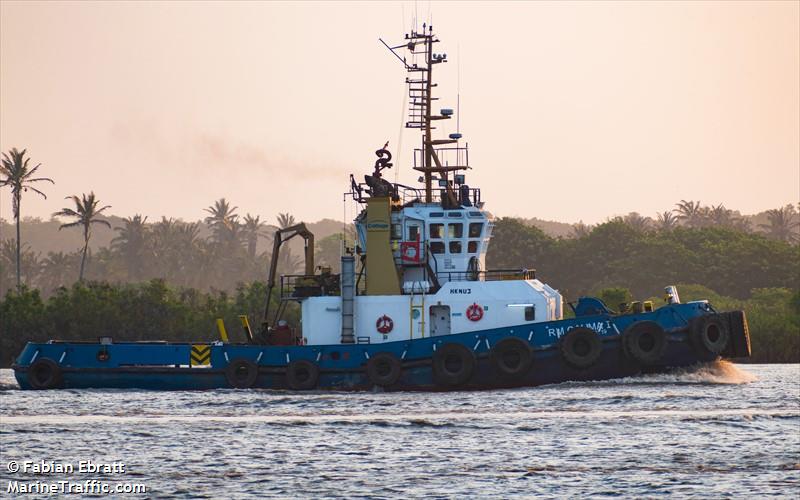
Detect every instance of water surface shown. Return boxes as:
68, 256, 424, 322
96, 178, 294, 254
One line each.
1, 363, 798, 498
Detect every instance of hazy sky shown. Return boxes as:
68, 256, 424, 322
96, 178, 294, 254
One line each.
1, 1, 798, 226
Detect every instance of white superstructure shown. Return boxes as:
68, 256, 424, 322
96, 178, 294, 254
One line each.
265, 24, 564, 347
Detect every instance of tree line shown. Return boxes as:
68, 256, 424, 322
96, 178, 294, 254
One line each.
488, 217, 798, 300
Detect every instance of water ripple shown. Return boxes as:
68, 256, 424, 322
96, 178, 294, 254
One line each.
1, 362, 798, 498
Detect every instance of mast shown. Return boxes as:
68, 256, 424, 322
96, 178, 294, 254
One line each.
381, 24, 467, 205
424, 29, 434, 202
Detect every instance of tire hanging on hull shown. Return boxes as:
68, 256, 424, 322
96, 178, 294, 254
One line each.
286, 359, 319, 390
490, 337, 533, 378
28, 358, 63, 390
622, 321, 667, 365
690, 315, 730, 356
432, 343, 476, 387
366, 352, 402, 387
560, 327, 603, 369
725, 311, 751, 358
225, 358, 259, 389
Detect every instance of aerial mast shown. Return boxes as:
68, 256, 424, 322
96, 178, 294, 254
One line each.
380, 23, 467, 205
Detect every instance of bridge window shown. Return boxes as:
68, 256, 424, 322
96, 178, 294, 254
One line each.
391, 224, 403, 240
430, 241, 445, 254
468, 241, 479, 253
468, 223, 483, 238
447, 223, 463, 238
525, 306, 535, 321
430, 223, 444, 239
449, 241, 462, 254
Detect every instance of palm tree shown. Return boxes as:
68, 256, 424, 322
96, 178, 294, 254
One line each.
18, 245, 41, 287
0, 148, 54, 289
53, 192, 111, 281
39, 251, 78, 293
242, 214, 268, 259
204, 198, 239, 243
623, 212, 651, 232
0, 239, 14, 294
111, 214, 149, 281
674, 200, 705, 228
276, 212, 296, 229
759, 205, 800, 243
656, 211, 679, 232
708, 203, 736, 227
150, 217, 180, 280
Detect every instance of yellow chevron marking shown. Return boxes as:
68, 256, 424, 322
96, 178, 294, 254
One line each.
190, 344, 211, 366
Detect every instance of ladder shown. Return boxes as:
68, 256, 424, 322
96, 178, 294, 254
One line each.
409, 287, 426, 339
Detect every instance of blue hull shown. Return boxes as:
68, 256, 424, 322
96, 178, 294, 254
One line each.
12, 303, 750, 391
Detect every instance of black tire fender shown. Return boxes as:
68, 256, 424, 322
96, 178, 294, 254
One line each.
622, 321, 667, 365
366, 352, 402, 387
286, 359, 319, 391
225, 358, 259, 389
725, 311, 751, 358
432, 343, 476, 386
560, 327, 603, 369
28, 358, 63, 390
690, 314, 730, 356
490, 337, 533, 377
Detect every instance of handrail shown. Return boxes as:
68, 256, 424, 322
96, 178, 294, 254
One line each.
347, 181, 481, 207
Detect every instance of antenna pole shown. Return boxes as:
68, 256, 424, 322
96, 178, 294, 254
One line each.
424, 26, 434, 202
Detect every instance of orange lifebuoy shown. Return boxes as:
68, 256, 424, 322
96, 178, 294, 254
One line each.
466, 303, 484, 321
376, 315, 394, 334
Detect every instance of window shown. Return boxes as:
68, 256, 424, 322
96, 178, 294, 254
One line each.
525, 306, 535, 321
468, 241, 479, 253
469, 211, 483, 218
408, 225, 420, 241
430, 242, 445, 254
449, 241, 462, 254
391, 224, 403, 240
447, 212, 462, 218
469, 223, 483, 238
448, 223, 463, 238
430, 212, 444, 218
430, 223, 444, 239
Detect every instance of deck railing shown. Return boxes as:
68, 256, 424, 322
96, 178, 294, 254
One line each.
280, 268, 535, 299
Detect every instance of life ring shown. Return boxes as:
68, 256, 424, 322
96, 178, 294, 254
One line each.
560, 327, 603, 369
432, 343, 476, 386
225, 358, 259, 389
690, 314, 730, 357
286, 359, 319, 390
466, 303, 484, 322
490, 337, 534, 378
96, 349, 110, 362
366, 352, 402, 387
376, 315, 394, 334
622, 321, 667, 365
28, 358, 63, 390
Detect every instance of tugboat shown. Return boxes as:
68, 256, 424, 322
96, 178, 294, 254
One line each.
13, 25, 750, 391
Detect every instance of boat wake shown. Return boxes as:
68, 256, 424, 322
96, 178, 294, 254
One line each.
639, 360, 757, 385
544, 361, 758, 390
